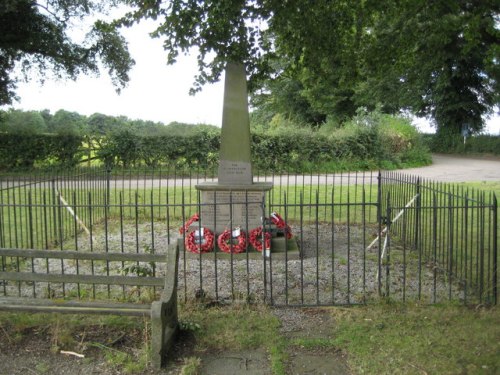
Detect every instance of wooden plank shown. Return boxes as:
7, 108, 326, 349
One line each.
0, 297, 151, 310
0, 248, 167, 263
0, 297, 151, 315
0, 304, 150, 316
0, 272, 165, 286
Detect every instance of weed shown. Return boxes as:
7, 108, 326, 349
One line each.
35, 362, 50, 374
269, 340, 288, 375
179, 320, 201, 332
90, 342, 150, 374
180, 357, 202, 375
50, 317, 77, 351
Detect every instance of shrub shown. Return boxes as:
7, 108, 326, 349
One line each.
424, 131, 500, 155
0, 133, 83, 170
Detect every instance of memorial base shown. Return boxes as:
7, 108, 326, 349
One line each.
178, 236, 301, 260
195, 182, 273, 234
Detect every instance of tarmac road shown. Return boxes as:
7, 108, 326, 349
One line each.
393, 154, 500, 182
2, 154, 499, 190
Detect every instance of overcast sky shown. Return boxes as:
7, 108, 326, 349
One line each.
11, 20, 225, 126
6, 18, 500, 134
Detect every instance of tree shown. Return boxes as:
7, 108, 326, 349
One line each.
121, 0, 499, 134
49, 109, 87, 135
119, 0, 275, 93
0, 109, 47, 134
0, 0, 135, 105
360, 0, 500, 135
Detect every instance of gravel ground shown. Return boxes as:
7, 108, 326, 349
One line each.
3, 220, 463, 307
175, 223, 464, 306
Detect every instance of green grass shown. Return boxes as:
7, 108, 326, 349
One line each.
179, 302, 287, 373
330, 302, 500, 374
461, 181, 500, 196
2, 302, 498, 374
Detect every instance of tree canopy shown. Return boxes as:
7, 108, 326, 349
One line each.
2, 1, 498, 135
360, 0, 500, 135
0, 0, 134, 105
121, 0, 499, 134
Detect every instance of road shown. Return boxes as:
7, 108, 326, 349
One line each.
113, 154, 500, 188
395, 154, 500, 182
2, 154, 499, 190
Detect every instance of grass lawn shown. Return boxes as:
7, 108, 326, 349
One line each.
181, 302, 499, 374
1, 302, 498, 374
328, 302, 499, 374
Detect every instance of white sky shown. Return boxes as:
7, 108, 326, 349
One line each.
11, 20, 225, 126
5, 18, 500, 134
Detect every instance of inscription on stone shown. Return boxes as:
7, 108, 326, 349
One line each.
226, 163, 245, 175
200, 190, 264, 232
218, 160, 252, 185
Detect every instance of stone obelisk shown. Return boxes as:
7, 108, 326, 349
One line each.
218, 62, 253, 185
196, 62, 273, 234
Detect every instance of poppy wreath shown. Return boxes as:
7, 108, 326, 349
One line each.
249, 226, 272, 252
217, 229, 247, 254
270, 212, 293, 239
179, 213, 200, 234
185, 227, 215, 254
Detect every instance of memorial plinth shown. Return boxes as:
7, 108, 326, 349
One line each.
196, 182, 273, 233
196, 62, 273, 234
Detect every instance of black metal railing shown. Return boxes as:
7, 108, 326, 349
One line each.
0, 167, 497, 306
380, 172, 498, 305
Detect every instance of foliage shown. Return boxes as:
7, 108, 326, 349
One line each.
0, 0, 134, 105
119, 0, 274, 94
360, 0, 500, 135
0, 109, 47, 134
49, 109, 87, 135
120, 1, 499, 135
423, 132, 500, 155
0, 133, 83, 169
253, 108, 431, 172
0, 110, 90, 168
0, 108, 430, 172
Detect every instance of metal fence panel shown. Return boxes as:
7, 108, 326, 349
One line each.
0, 167, 497, 306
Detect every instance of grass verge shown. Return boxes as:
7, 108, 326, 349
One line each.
331, 302, 499, 374
0, 302, 499, 374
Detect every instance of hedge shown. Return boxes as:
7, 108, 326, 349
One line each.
0, 133, 83, 169
0, 125, 430, 172
423, 133, 500, 155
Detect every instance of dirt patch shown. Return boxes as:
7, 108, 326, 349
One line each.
0, 323, 168, 375
274, 307, 351, 375
287, 347, 350, 375
198, 349, 270, 375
